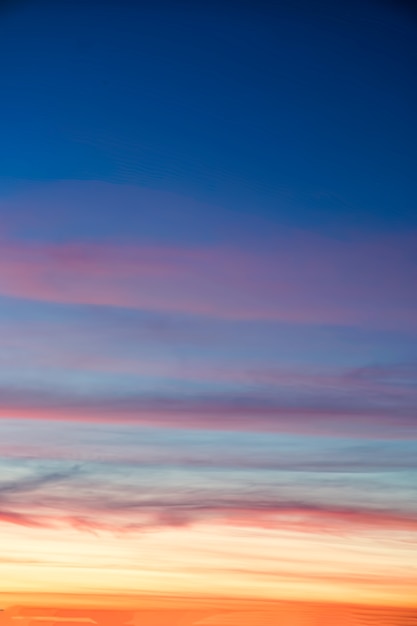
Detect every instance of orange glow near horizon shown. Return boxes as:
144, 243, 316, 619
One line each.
1, 596, 417, 626
1, 518, 416, 610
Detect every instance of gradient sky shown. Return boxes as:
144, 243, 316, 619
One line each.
0, 0, 417, 620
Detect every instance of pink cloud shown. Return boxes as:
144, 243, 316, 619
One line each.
1, 465, 416, 543
0, 510, 44, 528
1, 315, 416, 402
0, 231, 415, 327
220, 506, 417, 535
2, 492, 417, 536
0, 387, 414, 438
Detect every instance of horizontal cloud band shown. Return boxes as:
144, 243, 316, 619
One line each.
0, 386, 415, 438
0, 231, 415, 328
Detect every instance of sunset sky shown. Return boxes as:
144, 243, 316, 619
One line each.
0, 0, 416, 622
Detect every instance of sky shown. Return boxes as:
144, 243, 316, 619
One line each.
0, 0, 416, 623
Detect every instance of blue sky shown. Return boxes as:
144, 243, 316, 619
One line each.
1, 0, 416, 232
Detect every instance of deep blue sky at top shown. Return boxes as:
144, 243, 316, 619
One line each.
1, 0, 416, 238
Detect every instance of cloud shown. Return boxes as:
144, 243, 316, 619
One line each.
0, 509, 44, 528
0, 459, 415, 537
0, 384, 415, 439
2, 479, 417, 535
0, 468, 80, 496
2, 316, 416, 403
0, 229, 415, 328
0, 466, 83, 528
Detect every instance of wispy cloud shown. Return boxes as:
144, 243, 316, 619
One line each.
2, 472, 417, 535
0, 456, 415, 537
0, 509, 43, 528
0, 468, 80, 496
0, 230, 415, 328
0, 385, 414, 438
